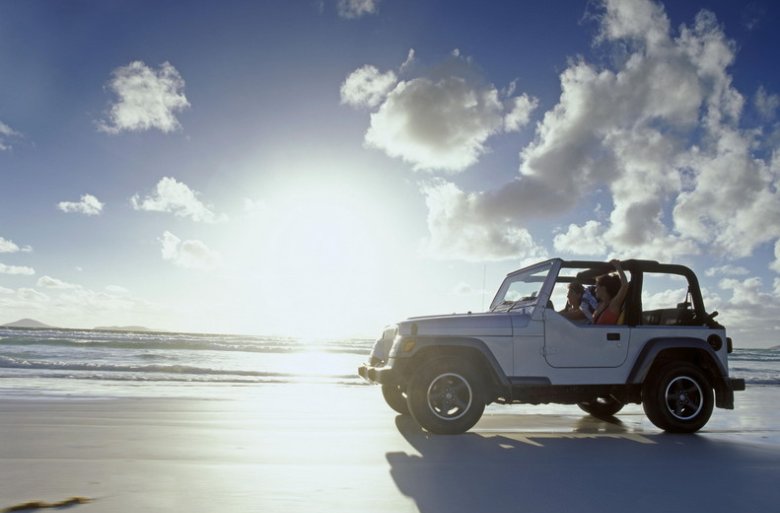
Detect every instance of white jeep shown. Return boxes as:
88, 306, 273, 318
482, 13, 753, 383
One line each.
358, 258, 745, 434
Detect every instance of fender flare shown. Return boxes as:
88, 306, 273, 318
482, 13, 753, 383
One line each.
627, 337, 728, 385
400, 335, 511, 389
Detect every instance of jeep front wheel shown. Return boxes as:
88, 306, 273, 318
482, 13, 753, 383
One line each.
406, 358, 485, 435
642, 362, 713, 433
381, 383, 409, 415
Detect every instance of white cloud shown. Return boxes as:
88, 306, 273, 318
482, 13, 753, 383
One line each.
365, 75, 504, 172
676, 276, 780, 346
0, 278, 171, 329
0, 238, 18, 253
755, 86, 780, 121
344, 52, 538, 172
420, 180, 547, 261
98, 61, 190, 134
340, 65, 398, 108
554, 221, 607, 256
409, 0, 778, 264
242, 198, 269, 221
672, 127, 780, 257
719, 277, 765, 307
705, 265, 750, 277
0, 263, 35, 275
504, 94, 539, 132
0, 121, 21, 151
337, 0, 379, 19
596, 0, 670, 49
159, 231, 222, 270
400, 49, 416, 73
57, 194, 104, 216
55, 287, 135, 314
771, 240, 780, 273
642, 288, 689, 311
132, 177, 225, 223
105, 285, 129, 294
0, 237, 31, 253
37, 276, 79, 289
716, 276, 780, 334
16, 288, 49, 303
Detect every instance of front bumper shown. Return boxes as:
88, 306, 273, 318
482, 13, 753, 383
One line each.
357, 358, 407, 386
358, 363, 392, 385
357, 363, 376, 382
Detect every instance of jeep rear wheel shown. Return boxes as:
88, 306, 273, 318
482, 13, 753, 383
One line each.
381, 383, 409, 415
406, 358, 485, 435
642, 362, 713, 433
577, 396, 624, 418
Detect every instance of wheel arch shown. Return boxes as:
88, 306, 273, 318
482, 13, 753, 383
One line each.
404, 336, 511, 402
628, 337, 734, 408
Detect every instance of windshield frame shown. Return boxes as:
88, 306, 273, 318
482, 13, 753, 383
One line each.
489, 259, 560, 315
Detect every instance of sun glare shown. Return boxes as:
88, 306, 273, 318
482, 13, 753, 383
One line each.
226, 173, 407, 339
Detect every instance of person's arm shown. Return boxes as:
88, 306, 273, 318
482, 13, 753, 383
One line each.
609, 259, 629, 312
560, 307, 585, 321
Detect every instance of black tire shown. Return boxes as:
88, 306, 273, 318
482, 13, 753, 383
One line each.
406, 358, 485, 435
642, 362, 714, 433
381, 383, 409, 415
577, 396, 624, 418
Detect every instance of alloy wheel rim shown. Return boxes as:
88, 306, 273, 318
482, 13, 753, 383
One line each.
427, 373, 472, 421
664, 375, 704, 421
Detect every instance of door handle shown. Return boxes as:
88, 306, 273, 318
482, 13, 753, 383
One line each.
607, 333, 621, 341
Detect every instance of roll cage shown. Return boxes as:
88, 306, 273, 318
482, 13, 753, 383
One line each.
494, 258, 720, 329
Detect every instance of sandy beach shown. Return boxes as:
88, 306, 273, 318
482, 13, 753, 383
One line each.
1, 384, 779, 513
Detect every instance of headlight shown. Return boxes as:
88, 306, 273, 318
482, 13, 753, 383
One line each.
369, 325, 397, 364
389, 336, 416, 357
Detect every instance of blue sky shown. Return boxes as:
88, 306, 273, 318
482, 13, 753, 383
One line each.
1, 0, 779, 347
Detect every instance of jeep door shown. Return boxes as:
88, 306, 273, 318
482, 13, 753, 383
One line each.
542, 309, 630, 368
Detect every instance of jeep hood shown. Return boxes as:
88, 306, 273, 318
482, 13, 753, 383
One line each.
400, 312, 516, 338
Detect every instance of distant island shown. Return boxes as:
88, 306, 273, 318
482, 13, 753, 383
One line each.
2, 318, 55, 329
1, 319, 151, 332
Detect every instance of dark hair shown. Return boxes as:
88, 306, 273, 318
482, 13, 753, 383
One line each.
568, 281, 584, 294
596, 274, 621, 299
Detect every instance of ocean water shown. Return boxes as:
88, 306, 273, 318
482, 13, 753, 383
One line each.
0, 327, 373, 398
0, 326, 777, 399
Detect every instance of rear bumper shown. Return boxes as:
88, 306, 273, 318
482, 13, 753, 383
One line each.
715, 377, 746, 409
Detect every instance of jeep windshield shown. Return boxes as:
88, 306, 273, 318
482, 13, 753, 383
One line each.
490, 261, 553, 312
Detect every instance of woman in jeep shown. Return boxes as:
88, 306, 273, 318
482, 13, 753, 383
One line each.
560, 281, 597, 323
593, 259, 629, 324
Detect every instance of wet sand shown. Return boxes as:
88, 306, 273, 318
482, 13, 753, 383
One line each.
1, 384, 778, 513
